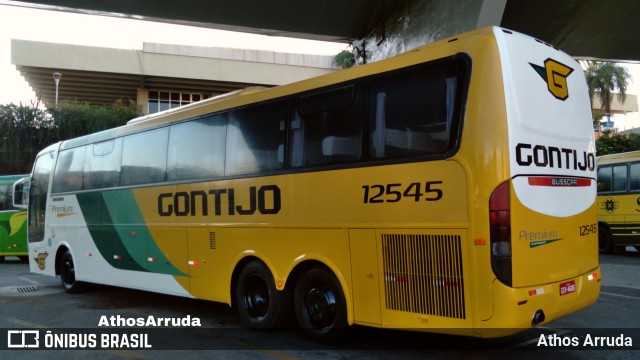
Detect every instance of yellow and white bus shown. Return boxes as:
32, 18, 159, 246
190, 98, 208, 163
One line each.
596, 150, 640, 253
25, 27, 600, 342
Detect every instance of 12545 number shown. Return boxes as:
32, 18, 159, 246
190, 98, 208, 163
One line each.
362, 181, 443, 204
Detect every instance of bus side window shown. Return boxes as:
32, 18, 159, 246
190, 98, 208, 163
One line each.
597, 166, 612, 193
293, 85, 363, 166
225, 101, 287, 176
369, 61, 462, 159
630, 163, 640, 191
167, 113, 227, 181
613, 164, 628, 192
0, 184, 9, 210
121, 128, 168, 186
84, 138, 122, 190
52, 146, 86, 193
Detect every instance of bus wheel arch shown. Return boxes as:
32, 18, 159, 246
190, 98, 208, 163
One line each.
54, 246, 69, 276
598, 222, 614, 254
292, 261, 349, 344
232, 257, 292, 330
56, 246, 85, 294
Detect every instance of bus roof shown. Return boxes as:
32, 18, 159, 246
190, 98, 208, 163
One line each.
596, 150, 640, 165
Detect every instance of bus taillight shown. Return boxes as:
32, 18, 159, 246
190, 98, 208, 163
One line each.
490, 181, 512, 287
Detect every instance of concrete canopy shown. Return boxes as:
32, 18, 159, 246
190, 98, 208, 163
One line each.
7, 0, 640, 62
8, 0, 640, 109
11, 40, 337, 108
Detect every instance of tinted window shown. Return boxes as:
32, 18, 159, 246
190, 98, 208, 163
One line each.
0, 183, 14, 211
84, 138, 122, 189
52, 146, 86, 193
369, 60, 465, 159
225, 101, 288, 176
597, 166, 612, 193
168, 113, 227, 181
121, 128, 168, 185
630, 163, 640, 191
291, 86, 363, 167
613, 164, 628, 192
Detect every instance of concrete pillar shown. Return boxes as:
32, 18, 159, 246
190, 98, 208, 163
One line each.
137, 88, 149, 115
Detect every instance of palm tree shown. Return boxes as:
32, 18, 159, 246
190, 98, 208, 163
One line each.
584, 61, 631, 123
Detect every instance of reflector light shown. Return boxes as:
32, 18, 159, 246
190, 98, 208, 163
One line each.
588, 273, 598, 281
113, 255, 122, 260
385, 275, 408, 283
474, 238, 486, 245
148, 257, 156, 262
528, 288, 545, 296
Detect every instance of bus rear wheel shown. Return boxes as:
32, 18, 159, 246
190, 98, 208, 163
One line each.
60, 250, 85, 293
598, 225, 613, 254
235, 260, 291, 330
294, 265, 348, 344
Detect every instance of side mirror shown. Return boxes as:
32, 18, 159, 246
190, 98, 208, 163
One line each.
12, 177, 30, 209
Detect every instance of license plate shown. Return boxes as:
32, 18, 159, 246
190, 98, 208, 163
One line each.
559, 280, 576, 296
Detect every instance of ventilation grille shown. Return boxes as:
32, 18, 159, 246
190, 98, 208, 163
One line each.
382, 234, 465, 319
209, 232, 216, 250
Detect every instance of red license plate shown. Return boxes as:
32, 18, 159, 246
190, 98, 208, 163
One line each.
559, 280, 576, 296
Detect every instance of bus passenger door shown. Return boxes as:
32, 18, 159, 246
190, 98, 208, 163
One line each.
349, 229, 381, 325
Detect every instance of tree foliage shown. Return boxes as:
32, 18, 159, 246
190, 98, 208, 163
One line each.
0, 100, 140, 174
333, 50, 356, 69
596, 131, 640, 156
48, 100, 139, 140
0, 99, 53, 152
584, 61, 630, 116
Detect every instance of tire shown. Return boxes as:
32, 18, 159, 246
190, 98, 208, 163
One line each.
598, 225, 613, 254
60, 250, 85, 294
294, 266, 348, 344
235, 260, 291, 330
19, 256, 28, 263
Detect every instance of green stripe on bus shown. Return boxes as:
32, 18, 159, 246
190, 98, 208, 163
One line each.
101, 190, 187, 277
77, 192, 146, 272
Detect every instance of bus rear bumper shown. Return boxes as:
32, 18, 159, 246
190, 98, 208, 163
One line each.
479, 266, 602, 338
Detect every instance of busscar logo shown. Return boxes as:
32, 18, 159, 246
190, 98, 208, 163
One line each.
530, 58, 574, 100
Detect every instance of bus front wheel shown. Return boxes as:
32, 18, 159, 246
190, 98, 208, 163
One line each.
235, 260, 291, 330
59, 250, 85, 294
599, 225, 613, 254
294, 265, 348, 344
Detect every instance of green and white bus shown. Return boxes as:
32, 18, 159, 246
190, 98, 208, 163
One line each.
0, 174, 29, 262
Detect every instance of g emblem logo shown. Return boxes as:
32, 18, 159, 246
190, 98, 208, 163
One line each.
530, 58, 574, 100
